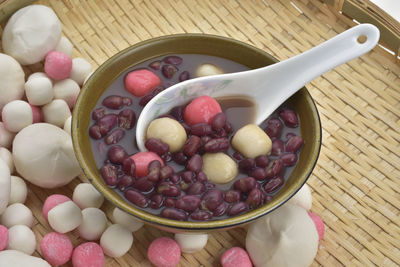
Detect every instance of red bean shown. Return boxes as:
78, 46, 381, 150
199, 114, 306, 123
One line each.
285, 132, 296, 141
149, 60, 161, 70
147, 161, 161, 183
204, 138, 229, 153
233, 177, 258, 193
285, 136, 304, 153
172, 152, 187, 165
280, 153, 297, 166
157, 182, 180, 197
122, 157, 136, 177
227, 202, 248, 216
271, 139, 284, 156
204, 182, 216, 190
265, 159, 284, 179
89, 125, 102, 139
249, 167, 267, 181
263, 176, 284, 193
224, 122, 233, 134
190, 123, 213, 136
170, 174, 180, 184
201, 189, 223, 211
132, 177, 154, 192
102, 95, 123, 109
183, 136, 201, 157
211, 128, 227, 138
211, 113, 227, 131
162, 64, 178, 79
125, 189, 147, 208
163, 56, 183, 66
187, 154, 202, 172
105, 129, 125, 145
149, 194, 163, 209
186, 182, 205, 195
279, 109, 298, 127
107, 145, 127, 164
170, 106, 184, 121
160, 166, 174, 180
190, 210, 212, 221
92, 107, 105, 121
239, 158, 255, 172
98, 114, 117, 136
224, 190, 241, 203
213, 202, 228, 217
246, 188, 263, 208
161, 153, 172, 162
117, 175, 134, 191
179, 71, 190, 82
181, 122, 191, 134
145, 138, 169, 156
164, 198, 176, 207
264, 118, 282, 138
122, 97, 132, 106
232, 151, 244, 161
100, 164, 118, 186
196, 171, 208, 183
181, 171, 195, 183
118, 109, 136, 130
255, 155, 270, 168
139, 86, 164, 107
161, 208, 187, 221
176, 195, 201, 212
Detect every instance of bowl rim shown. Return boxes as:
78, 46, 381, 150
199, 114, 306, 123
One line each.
72, 33, 322, 231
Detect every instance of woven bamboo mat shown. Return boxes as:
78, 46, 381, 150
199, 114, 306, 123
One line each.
1, 0, 399, 266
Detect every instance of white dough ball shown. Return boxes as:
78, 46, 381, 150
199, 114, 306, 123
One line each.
196, 63, 224, 77
2, 5, 62, 65
0, 159, 11, 215
69, 58, 92, 85
9, 176, 28, 205
288, 183, 312, 210
0, 148, 14, 174
64, 116, 72, 135
48, 200, 82, 233
100, 224, 133, 258
72, 183, 104, 209
12, 123, 81, 188
77, 208, 107, 241
0, 122, 15, 148
25, 77, 54, 106
0, 250, 51, 267
175, 233, 208, 253
202, 153, 238, 184
55, 36, 74, 57
7, 225, 36, 255
2, 100, 33, 133
246, 204, 318, 267
232, 124, 272, 158
28, 72, 50, 81
53, 79, 80, 108
0, 203, 34, 228
0, 53, 25, 111
112, 208, 144, 232
42, 99, 71, 128
146, 117, 187, 153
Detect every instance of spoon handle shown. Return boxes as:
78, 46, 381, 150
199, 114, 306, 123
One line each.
253, 23, 379, 124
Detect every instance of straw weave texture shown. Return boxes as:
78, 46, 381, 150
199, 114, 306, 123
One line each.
1, 0, 399, 266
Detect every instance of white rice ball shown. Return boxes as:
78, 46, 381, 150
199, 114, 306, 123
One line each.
0, 53, 25, 111
9, 175, 28, 205
2, 100, 33, 133
42, 99, 71, 128
25, 77, 54, 106
55, 36, 74, 57
53, 79, 80, 108
69, 58, 92, 85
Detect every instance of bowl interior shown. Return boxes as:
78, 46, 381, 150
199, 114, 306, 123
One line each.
72, 34, 321, 231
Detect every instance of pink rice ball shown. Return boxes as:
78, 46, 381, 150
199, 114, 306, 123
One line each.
129, 152, 163, 177
42, 194, 71, 221
30, 104, 42, 123
40, 232, 73, 266
124, 69, 161, 97
147, 237, 181, 267
72, 242, 105, 267
0, 225, 9, 251
45, 51, 72, 80
220, 247, 252, 267
308, 212, 325, 241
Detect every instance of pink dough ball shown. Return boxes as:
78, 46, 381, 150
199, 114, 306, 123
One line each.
72, 242, 104, 267
308, 212, 325, 241
147, 237, 181, 267
40, 232, 73, 266
30, 104, 42, 123
0, 225, 9, 251
220, 247, 252, 267
129, 152, 163, 177
124, 69, 161, 97
42, 194, 71, 221
184, 96, 222, 125
45, 51, 72, 80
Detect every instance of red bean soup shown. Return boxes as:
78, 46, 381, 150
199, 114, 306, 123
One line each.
88, 54, 304, 222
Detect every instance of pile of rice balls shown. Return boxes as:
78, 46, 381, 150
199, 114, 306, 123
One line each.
0, 4, 324, 267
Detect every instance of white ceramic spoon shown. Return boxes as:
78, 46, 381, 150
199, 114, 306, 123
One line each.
136, 23, 379, 151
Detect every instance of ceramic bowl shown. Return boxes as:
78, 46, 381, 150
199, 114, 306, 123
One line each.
72, 34, 321, 232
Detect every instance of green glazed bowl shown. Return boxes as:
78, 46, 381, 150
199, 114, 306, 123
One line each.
72, 34, 321, 232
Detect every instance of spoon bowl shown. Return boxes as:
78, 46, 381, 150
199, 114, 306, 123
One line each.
136, 23, 379, 152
